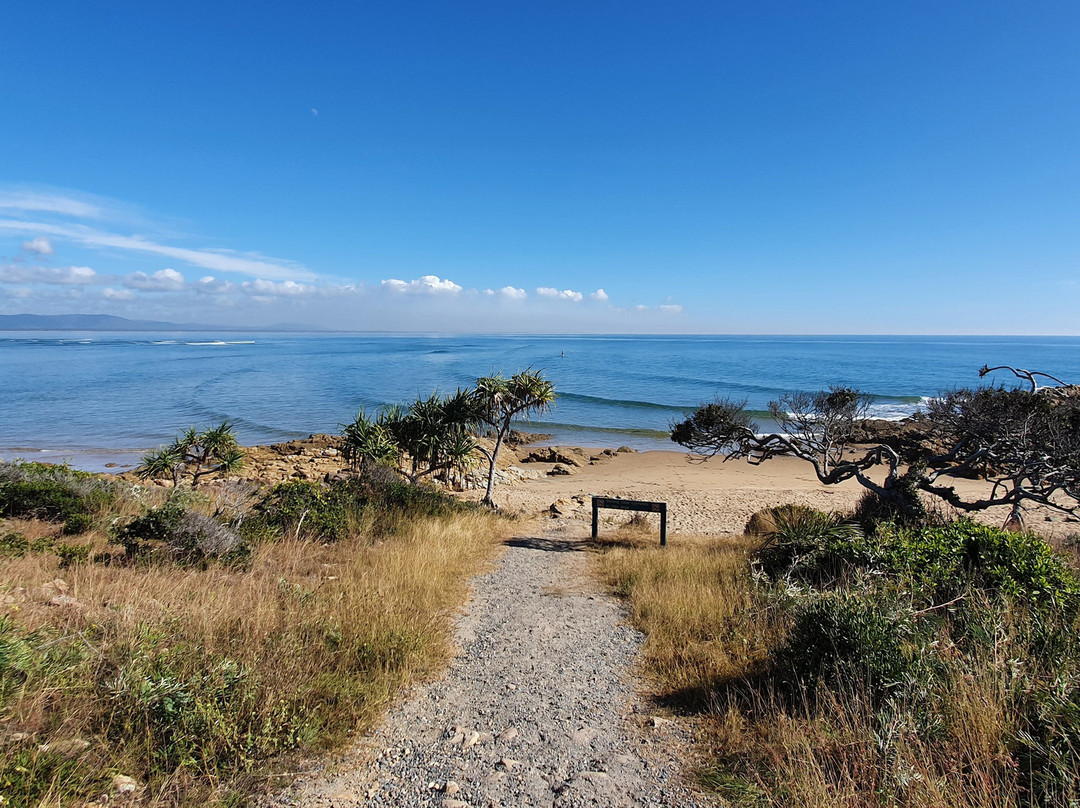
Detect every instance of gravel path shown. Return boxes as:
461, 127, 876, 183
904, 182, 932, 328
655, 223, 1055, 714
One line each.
263, 520, 714, 808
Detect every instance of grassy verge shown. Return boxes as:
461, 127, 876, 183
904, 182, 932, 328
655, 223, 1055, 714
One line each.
594, 510, 1080, 808
1, 462, 511, 807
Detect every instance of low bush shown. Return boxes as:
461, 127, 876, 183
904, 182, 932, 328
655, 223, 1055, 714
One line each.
242, 468, 472, 544
0, 461, 116, 524
749, 505, 863, 584
114, 502, 246, 565
0, 531, 55, 559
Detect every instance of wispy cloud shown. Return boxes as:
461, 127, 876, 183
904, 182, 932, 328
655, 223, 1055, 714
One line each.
0, 189, 105, 220
0, 220, 315, 281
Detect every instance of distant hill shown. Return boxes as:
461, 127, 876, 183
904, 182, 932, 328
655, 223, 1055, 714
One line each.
0, 314, 326, 332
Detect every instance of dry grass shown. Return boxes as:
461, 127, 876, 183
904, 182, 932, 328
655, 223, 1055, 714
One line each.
591, 525, 1045, 808
1, 498, 510, 806
594, 528, 779, 706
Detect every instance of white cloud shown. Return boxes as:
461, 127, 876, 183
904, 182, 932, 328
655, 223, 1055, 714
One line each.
659, 303, 683, 314
0, 264, 99, 285
20, 237, 54, 255
536, 287, 583, 302
10, 287, 32, 299
381, 275, 463, 295
0, 190, 104, 219
103, 288, 135, 300
589, 288, 609, 302
194, 275, 238, 295
499, 286, 527, 300
124, 268, 186, 291
242, 278, 318, 296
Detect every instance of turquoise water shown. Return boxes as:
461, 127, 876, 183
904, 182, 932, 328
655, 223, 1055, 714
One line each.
2, 332, 1078, 471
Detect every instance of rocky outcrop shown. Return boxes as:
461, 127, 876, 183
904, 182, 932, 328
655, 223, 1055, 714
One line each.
850, 418, 936, 459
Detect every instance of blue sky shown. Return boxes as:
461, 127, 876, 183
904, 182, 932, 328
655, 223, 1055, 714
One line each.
1, 2, 1077, 333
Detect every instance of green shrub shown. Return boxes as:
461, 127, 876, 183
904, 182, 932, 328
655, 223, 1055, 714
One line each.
62, 512, 95, 535
0, 531, 54, 559
55, 542, 91, 568
777, 593, 922, 703
0, 461, 116, 524
0, 531, 30, 558
751, 507, 864, 583
243, 470, 471, 544
114, 503, 245, 565
874, 520, 1080, 612
245, 479, 353, 542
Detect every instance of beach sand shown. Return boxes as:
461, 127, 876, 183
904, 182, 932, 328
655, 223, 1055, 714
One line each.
461, 447, 1079, 541
461, 449, 872, 535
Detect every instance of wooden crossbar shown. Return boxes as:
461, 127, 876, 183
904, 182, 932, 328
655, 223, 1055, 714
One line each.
591, 497, 668, 546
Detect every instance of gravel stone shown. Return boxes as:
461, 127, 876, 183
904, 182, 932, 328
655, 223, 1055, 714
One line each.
262, 521, 715, 807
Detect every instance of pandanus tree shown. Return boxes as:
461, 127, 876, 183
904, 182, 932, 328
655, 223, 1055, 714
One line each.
671, 366, 1080, 526
473, 369, 556, 507
137, 421, 244, 487
342, 389, 482, 484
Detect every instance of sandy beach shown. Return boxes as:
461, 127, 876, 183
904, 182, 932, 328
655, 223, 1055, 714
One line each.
469, 449, 873, 536
469, 446, 1078, 541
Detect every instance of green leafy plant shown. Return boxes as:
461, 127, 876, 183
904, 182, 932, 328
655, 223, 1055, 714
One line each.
137, 421, 244, 488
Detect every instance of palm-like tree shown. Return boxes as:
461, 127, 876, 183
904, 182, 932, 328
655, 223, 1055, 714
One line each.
474, 370, 556, 507
341, 390, 483, 484
136, 421, 244, 487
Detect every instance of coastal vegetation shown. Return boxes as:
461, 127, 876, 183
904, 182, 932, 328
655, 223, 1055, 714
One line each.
0, 459, 509, 807
341, 369, 555, 505
473, 370, 557, 506
137, 422, 245, 488
596, 506, 1080, 807
671, 365, 1080, 528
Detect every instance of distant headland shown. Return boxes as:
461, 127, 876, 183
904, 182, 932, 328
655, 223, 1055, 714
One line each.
0, 313, 324, 332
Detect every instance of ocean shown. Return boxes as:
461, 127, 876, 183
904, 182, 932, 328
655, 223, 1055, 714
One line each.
2, 332, 1078, 471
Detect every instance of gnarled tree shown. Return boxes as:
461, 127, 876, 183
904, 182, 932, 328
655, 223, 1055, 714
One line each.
671, 367, 1080, 525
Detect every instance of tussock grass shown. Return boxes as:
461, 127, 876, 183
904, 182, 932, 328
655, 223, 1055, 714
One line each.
594, 529, 780, 705
0, 471, 510, 807
593, 517, 1080, 808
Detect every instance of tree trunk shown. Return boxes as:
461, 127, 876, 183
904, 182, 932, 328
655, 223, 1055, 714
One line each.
482, 415, 510, 507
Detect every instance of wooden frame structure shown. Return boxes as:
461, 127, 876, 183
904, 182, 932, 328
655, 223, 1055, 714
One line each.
591, 496, 668, 546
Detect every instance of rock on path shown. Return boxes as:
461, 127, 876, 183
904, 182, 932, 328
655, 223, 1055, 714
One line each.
264, 522, 713, 808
